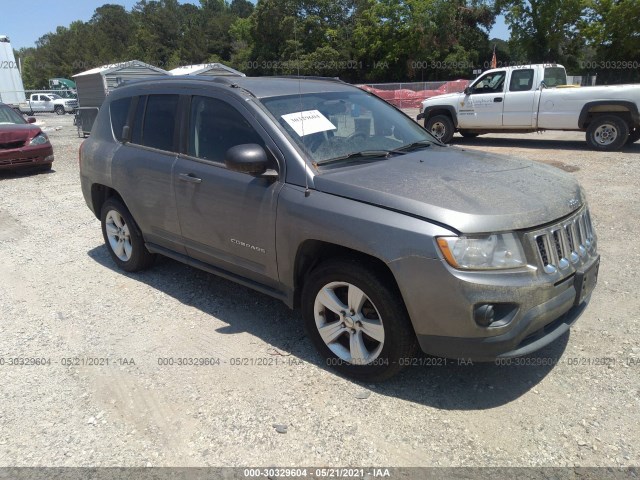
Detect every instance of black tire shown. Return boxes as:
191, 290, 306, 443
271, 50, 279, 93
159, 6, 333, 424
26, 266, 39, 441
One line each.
38, 163, 52, 172
459, 130, 480, 138
586, 115, 629, 151
628, 128, 640, 145
301, 259, 418, 381
54, 105, 65, 115
425, 114, 455, 143
100, 197, 156, 272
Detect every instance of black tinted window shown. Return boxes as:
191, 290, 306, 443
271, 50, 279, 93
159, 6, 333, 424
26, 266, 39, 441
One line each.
141, 94, 179, 151
509, 69, 534, 92
110, 97, 131, 142
188, 96, 264, 162
131, 96, 146, 145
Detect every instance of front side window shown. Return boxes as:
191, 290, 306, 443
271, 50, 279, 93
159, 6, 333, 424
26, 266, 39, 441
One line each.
188, 96, 265, 163
261, 90, 430, 165
134, 94, 179, 151
509, 69, 535, 92
471, 71, 506, 94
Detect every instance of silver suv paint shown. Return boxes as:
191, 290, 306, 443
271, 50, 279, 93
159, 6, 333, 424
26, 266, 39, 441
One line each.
79, 76, 600, 380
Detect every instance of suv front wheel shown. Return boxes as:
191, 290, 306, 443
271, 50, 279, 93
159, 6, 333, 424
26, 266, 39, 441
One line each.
301, 259, 418, 381
100, 197, 156, 272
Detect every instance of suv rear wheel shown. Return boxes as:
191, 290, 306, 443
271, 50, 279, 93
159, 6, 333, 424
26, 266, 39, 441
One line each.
100, 197, 156, 272
301, 259, 418, 381
586, 115, 629, 151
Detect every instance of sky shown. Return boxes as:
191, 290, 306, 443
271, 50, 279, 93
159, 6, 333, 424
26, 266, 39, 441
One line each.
2, 0, 510, 50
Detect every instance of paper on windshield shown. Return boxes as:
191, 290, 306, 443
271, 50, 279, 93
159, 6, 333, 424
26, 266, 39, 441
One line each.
281, 110, 336, 137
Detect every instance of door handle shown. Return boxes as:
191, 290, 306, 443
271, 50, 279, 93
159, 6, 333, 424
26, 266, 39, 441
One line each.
494, 97, 503, 103
178, 173, 202, 184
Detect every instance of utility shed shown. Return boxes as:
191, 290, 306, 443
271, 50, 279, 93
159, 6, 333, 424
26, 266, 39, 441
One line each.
73, 60, 169, 108
169, 63, 245, 78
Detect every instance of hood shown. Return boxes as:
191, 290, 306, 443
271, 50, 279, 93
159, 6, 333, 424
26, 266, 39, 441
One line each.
0, 124, 41, 144
422, 92, 461, 106
313, 146, 585, 234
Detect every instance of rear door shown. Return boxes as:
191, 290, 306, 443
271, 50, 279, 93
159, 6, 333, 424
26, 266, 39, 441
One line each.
31, 95, 46, 112
457, 70, 506, 127
502, 68, 537, 126
173, 94, 283, 287
111, 94, 186, 254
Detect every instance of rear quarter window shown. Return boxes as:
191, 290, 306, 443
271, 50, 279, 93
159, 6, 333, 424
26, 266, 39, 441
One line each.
109, 97, 131, 142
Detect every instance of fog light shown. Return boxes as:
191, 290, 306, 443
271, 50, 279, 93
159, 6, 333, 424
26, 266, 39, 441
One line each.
44, 155, 54, 162
474, 304, 495, 327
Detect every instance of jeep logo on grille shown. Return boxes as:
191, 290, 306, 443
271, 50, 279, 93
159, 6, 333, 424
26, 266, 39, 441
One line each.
569, 198, 580, 210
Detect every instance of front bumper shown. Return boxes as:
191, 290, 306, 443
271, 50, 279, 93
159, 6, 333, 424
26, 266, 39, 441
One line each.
389, 212, 599, 361
0, 144, 54, 170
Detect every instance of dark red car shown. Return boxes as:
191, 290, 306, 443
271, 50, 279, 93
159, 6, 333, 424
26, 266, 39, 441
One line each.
0, 103, 54, 172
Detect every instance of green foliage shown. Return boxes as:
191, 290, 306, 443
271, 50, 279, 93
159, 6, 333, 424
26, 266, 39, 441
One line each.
13, 0, 638, 88
498, 0, 587, 68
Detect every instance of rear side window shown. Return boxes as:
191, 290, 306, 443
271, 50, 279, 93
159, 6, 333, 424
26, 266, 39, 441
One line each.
544, 67, 567, 87
110, 97, 131, 142
509, 69, 534, 92
130, 94, 179, 151
188, 96, 265, 163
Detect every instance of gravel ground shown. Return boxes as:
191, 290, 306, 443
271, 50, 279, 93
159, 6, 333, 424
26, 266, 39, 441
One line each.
0, 112, 638, 468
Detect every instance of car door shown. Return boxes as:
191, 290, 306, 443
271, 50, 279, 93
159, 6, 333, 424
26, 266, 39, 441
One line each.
457, 70, 506, 128
173, 94, 283, 287
31, 95, 45, 112
110, 94, 186, 254
502, 68, 537, 126
41, 95, 54, 112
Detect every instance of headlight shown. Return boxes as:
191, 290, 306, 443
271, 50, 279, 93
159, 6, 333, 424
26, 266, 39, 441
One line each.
436, 233, 526, 270
29, 133, 49, 145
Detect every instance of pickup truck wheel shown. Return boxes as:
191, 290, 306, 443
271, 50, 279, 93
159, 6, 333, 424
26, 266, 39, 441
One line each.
628, 128, 640, 144
425, 115, 454, 143
54, 106, 65, 115
302, 259, 418, 381
586, 115, 629, 151
100, 198, 156, 272
459, 131, 479, 138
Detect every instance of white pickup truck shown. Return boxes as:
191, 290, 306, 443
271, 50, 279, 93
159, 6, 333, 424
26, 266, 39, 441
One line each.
418, 64, 640, 151
19, 93, 78, 115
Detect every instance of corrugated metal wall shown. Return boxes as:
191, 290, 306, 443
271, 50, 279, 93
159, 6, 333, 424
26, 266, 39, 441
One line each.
75, 73, 107, 108
104, 65, 168, 90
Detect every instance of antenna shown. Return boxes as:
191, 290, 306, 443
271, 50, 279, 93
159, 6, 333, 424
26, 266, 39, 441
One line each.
294, 13, 311, 198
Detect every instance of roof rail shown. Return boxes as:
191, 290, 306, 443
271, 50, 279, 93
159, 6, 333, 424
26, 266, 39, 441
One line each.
268, 75, 345, 83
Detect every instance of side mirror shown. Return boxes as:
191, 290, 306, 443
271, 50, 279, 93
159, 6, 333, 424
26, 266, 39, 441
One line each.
27, 117, 36, 124
464, 86, 472, 95
225, 144, 273, 177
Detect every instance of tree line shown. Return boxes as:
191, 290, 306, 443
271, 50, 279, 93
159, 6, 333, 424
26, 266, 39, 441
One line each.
15, 0, 640, 90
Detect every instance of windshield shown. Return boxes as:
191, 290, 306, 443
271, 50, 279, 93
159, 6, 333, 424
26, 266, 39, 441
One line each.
261, 90, 434, 165
48, 94, 62, 99
0, 106, 27, 125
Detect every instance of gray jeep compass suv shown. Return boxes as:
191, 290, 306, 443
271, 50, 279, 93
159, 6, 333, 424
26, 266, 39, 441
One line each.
80, 76, 599, 380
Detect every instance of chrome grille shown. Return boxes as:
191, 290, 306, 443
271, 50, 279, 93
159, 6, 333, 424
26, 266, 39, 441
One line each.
531, 208, 596, 274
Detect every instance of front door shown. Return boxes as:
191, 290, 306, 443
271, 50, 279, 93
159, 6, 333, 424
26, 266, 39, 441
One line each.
174, 95, 282, 287
457, 70, 506, 128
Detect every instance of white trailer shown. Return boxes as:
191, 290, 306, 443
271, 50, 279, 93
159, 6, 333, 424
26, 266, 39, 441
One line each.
0, 35, 26, 108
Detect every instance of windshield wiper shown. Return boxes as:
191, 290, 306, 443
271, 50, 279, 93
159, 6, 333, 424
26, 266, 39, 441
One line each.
391, 140, 433, 153
316, 150, 394, 166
